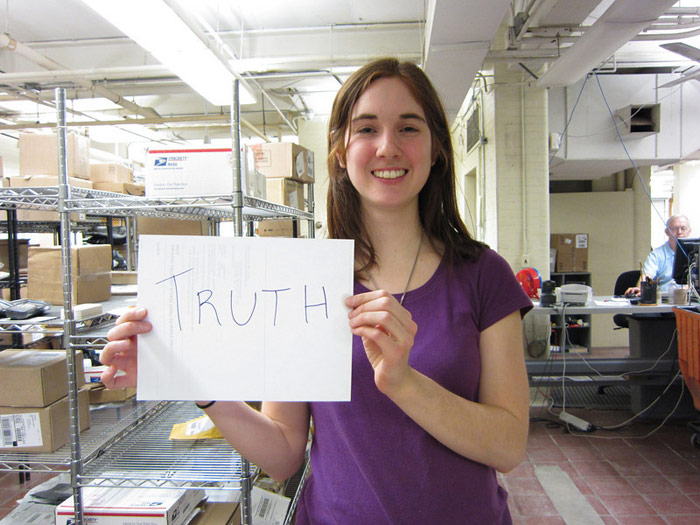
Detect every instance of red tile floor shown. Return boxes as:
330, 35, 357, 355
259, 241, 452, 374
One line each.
500, 404, 700, 525
0, 470, 60, 520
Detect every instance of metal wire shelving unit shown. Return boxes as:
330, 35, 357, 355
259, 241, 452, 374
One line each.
0, 400, 160, 473
0, 186, 313, 223
79, 401, 256, 490
0, 81, 314, 524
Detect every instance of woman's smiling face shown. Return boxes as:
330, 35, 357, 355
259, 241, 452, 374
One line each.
342, 76, 434, 213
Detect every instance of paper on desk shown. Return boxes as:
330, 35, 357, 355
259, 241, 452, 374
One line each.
594, 298, 629, 306
136, 235, 354, 402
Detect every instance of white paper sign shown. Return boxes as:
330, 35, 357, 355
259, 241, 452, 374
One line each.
136, 235, 354, 401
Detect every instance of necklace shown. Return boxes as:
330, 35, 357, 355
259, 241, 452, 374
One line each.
368, 230, 425, 306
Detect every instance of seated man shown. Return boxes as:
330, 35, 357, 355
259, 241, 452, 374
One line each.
627, 214, 692, 296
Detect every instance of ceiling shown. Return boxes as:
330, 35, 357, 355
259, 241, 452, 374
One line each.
1, 0, 700, 171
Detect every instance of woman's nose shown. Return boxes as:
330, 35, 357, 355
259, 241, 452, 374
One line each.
376, 130, 401, 157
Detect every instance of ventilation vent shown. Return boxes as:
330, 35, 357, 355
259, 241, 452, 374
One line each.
614, 104, 661, 138
466, 106, 481, 152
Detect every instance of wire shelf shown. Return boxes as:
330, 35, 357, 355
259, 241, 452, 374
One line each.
80, 401, 255, 489
0, 400, 161, 472
0, 187, 312, 222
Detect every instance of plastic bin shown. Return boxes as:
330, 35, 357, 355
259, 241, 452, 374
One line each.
674, 307, 700, 410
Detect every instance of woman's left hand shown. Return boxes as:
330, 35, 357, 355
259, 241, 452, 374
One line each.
345, 290, 418, 394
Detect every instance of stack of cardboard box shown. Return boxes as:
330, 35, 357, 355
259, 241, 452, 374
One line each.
0, 350, 89, 453
27, 244, 112, 305
90, 163, 144, 195
550, 233, 589, 273
9, 131, 92, 221
250, 142, 315, 238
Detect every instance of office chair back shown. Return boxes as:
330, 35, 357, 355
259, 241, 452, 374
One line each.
614, 270, 641, 297
613, 270, 641, 329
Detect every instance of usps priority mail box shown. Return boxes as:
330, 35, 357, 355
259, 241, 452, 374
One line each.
145, 148, 265, 199
146, 148, 233, 197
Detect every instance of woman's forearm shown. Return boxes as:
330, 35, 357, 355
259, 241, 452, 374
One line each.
202, 400, 310, 481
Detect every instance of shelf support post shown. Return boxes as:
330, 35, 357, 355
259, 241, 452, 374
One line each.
230, 79, 244, 237
230, 77, 253, 525
56, 86, 85, 524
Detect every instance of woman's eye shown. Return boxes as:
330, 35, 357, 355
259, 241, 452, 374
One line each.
400, 125, 419, 133
356, 127, 374, 134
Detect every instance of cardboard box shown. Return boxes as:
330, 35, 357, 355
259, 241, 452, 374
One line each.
8, 174, 93, 221
256, 219, 297, 238
551, 233, 588, 272
0, 389, 90, 453
111, 270, 138, 285
0, 350, 85, 407
19, 132, 90, 180
265, 178, 304, 209
144, 147, 265, 199
0, 238, 30, 271
250, 142, 314, 182
27, 245, 112, 305
191, 502, 240, 525
89, 163, 133, 183
86, 383, 137, 404
28, 244, 111, 278
29, 272, 111, 305
92, 181, 145, 195
137, 217, 209, 236
56, 486, 205, 525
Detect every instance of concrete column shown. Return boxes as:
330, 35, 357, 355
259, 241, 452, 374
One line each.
491, 65, 550, 276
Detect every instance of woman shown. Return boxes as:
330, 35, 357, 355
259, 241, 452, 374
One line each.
101, 57, 532, 523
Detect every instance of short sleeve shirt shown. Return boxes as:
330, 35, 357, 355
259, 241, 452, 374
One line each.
295, 249, 533, 524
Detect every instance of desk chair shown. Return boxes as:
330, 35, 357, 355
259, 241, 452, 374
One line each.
613, 270, 641, 329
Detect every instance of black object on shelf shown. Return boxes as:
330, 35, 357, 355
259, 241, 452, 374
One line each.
541, 280, 556, 306
0, 299, 11, 317
5, 299, 52, 320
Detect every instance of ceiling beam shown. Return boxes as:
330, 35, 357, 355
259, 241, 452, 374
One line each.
422, 0, 510, 122
536, 0, 678, 87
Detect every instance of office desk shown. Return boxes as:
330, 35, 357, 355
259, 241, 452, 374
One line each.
531, 296, 676, 316
526, 296, 679, 378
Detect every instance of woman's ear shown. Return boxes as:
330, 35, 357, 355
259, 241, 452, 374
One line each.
431, 148, 439, 167
330, 129, 346, 168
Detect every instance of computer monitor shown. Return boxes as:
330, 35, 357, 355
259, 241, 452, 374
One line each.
672, 237, 700, 285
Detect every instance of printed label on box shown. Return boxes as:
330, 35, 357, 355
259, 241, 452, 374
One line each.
1, 413, 43, 448
254, 149, 272, 168
576, 234, 588, 248
252, 486, 290, 524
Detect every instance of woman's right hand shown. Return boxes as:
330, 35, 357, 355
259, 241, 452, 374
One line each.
100, 307, 152, 388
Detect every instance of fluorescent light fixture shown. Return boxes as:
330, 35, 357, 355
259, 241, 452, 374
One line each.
81, 0, 255, 106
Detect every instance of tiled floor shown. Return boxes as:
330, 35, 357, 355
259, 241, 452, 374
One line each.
0, 470, 59, 520
501, 405, 700, 524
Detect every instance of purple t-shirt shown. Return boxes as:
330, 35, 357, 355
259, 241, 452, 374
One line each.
295, 249, 532, 524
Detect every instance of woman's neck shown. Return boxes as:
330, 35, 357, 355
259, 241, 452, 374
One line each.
363, 205, 424, 263
358, 205, 437, 294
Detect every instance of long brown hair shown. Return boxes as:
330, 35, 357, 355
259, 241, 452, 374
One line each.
327, 57, 486, 275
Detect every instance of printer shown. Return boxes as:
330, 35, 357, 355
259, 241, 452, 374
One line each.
558, 284, 593, 305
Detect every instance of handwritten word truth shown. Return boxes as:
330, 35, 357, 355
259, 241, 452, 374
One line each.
155, 268, 329, 331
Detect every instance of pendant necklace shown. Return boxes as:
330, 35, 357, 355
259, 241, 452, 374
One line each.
368, 230, 425, 306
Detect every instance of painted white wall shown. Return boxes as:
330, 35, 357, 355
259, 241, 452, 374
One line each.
674, 162, 700, 236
